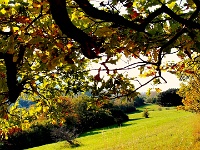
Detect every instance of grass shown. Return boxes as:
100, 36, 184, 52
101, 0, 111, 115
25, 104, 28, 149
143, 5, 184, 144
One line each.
28, 104, 200, 150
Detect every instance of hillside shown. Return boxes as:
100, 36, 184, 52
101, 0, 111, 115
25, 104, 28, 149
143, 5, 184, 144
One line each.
28, 104, 200, 150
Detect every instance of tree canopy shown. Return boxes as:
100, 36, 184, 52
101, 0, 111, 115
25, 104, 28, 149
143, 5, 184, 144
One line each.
0, 0, 199, 114
176, 56, 200, 112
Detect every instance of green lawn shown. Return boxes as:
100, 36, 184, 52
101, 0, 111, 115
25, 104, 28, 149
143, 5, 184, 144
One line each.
28, 104, 199, 150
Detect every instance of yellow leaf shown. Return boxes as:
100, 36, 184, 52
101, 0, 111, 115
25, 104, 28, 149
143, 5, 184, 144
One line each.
146, 88, 152, 96
71, 12, 77, 21
35, 106, 42, 112
123, 49, 131, 58
132, 1, 137, 7
155, 88, 162, 93
167, 1, 176, 9
43, 106, 49, 113
51, 24, 56, 28
0, 0, 9, 5
13, 27, 19, 32
0, 8, 6, 14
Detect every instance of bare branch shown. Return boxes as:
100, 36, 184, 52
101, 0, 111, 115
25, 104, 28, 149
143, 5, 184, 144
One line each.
111, 76, 159, 99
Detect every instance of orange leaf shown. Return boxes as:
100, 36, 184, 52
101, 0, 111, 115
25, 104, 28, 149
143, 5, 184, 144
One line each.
56, 43, 64, 50
67, 43, 73, 49
185, 70, 194, 74
130, 10, 139, 20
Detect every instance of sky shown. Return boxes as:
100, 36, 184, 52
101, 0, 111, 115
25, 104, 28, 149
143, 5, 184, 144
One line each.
90, 53, 181, 92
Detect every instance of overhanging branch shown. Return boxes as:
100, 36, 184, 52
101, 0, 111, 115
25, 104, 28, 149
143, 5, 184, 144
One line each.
48, 0, 103, 59
163, 5, 200, 29
74, 0, 142, 31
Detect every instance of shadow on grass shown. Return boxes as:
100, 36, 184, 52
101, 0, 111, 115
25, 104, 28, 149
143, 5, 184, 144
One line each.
127, 109, 143, 115
127, 104, 154, 115
80, 122, 134, 138
137, 103, 152, 109
128, 118, 144, 121
80, 131, 101, 137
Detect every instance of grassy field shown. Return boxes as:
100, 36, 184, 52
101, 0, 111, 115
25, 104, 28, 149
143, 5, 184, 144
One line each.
28, 104, 200, 150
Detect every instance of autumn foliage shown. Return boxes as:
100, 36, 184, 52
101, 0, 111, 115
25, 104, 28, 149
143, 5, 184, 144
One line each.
176, 57, 200, 113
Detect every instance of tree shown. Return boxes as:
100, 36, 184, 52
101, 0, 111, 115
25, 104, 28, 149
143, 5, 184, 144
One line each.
176, 56, 200, 112
156, 88, 183, 107
0, 0, 199, 114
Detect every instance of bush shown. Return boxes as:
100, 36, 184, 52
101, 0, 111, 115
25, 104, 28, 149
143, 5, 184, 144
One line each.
0, 124, 55, 150
158, 107, 162, 111
76, 109, 116, 131
133, 96, 145, 107
50, 126, 80, 147
0, 123, 82, 150
0, 96, 130, 150
109, 108, 129, 126
71, 96, 129, 131
113, 102, 136, 113
143, 109, 149, 118
156, 88, 183, 107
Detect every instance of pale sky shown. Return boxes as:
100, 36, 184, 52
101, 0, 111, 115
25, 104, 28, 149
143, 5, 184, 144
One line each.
90, 52, 181, 92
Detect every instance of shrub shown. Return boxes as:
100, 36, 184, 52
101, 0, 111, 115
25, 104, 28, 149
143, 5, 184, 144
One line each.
76, 109, 115, 131
156, 88, 183, 107
143, 109, 149, 118
0, 96, 130, 150
113, 99, 136, 113
50, 126, 80, 147
0, 124, 55, 150
71, 96, 129, 131
158, 107, 162, 111
133, 96, 145, 107
0, 124, 81, 150
113, 103, 136, 113
109, 108, 129, 126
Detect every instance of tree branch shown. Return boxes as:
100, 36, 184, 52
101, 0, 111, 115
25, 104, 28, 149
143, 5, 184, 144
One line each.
48, 0, 103, 59
16, 44, 26, 67
74, 0, 142, 31
4, 53, 19, 103
48, 0, 199, 60
0, 52, 27, 103
111, 76, 159, 99
0, 31, 13, 35
163, 5, 200, 29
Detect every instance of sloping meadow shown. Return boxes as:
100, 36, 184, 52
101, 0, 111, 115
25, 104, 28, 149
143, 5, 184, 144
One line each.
28, 105, 200, 150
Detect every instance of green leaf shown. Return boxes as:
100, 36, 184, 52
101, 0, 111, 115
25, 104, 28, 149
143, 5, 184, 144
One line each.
167, 1, 176, 9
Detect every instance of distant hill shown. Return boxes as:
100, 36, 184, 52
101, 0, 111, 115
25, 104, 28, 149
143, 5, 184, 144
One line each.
18, 99, 35, 108
140, 91, 158, 98
85, 91, 92, 96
